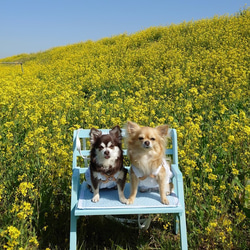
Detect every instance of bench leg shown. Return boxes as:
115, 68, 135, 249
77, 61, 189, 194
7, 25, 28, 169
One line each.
70, 214, 78, 250
174, 214, 179, 235
179, 212, 188, 250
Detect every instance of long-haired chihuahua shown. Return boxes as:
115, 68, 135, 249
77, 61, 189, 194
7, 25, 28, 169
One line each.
126, 121, 173, 205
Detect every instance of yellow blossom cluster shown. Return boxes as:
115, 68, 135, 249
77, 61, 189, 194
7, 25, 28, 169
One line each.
0, 226, 20, 250
0, 9, 249, 249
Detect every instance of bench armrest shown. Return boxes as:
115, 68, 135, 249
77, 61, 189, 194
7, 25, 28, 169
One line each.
171, 164, 183, 182
171, 163, 185, 207
71, 168, 80, 211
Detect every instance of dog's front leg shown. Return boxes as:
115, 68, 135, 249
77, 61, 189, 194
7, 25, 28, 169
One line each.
117, 169, 128, 204
126, 168, 139, 205
117, 181, 127, 204
91, 180, 100, 203
157, 168, 169, 205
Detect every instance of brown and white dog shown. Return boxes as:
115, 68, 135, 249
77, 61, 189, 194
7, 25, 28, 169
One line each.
89, 126, 127, 203
126, 121, 173, 205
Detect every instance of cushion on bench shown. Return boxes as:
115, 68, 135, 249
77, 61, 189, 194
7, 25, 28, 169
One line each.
77, 182, 179, 209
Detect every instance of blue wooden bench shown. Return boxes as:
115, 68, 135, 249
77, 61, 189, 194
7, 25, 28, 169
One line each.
70, 128, 188, 249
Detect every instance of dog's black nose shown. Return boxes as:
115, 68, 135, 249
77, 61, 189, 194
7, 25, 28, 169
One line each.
144, 141, 150, 147
104, 150, 110, 156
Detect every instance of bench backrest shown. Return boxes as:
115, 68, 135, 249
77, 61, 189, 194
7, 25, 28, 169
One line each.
73, 128, 178, 173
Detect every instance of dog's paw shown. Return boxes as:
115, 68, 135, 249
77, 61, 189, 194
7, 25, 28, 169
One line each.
161, 197, 170, 205
91, 194, 100, 203
126, 198, 135, 205
119, 197, 128, 204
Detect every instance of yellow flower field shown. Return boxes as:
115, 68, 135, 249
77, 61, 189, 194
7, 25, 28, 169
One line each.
0, 9, 249, 249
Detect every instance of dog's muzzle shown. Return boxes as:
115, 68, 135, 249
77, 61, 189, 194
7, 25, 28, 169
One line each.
104, 150, 110, 159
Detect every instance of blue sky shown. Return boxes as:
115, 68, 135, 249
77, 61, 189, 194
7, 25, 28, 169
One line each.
0, 0, 248, 59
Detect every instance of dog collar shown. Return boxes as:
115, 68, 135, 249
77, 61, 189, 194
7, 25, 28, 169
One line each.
97, 171, 120, 183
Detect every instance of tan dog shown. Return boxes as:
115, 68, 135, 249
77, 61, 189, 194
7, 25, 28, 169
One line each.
126, 121, 173, 205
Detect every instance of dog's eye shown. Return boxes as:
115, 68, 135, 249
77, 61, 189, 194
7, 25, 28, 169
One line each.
150, 138, 155, 141
109, 144, 114, 149
99, 146, 104, 150
138, 137, 144, 141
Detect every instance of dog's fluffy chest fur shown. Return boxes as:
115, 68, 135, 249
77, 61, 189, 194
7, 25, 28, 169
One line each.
129, 150, 162, 175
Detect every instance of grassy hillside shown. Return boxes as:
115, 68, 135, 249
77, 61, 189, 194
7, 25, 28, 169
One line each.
0, 9, 249, 249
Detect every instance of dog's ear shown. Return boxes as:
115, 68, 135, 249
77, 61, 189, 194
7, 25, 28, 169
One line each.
90, 128, 102, 144
126, 121, 140, 135
156, 125, 169, 138
110, 125, 122, 143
